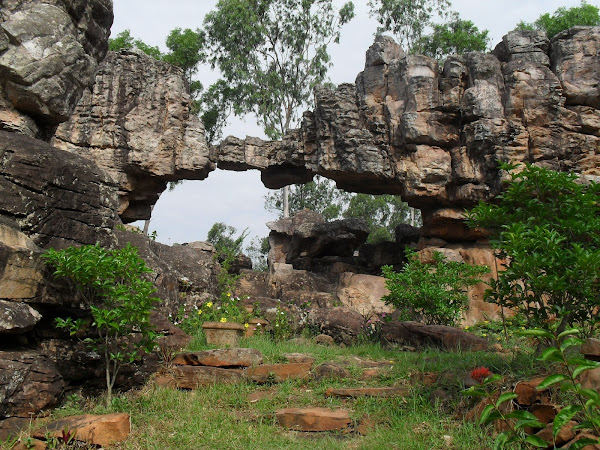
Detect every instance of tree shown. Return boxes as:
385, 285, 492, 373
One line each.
367, 0, 451, 53
516, 1, 600, 39
43, 244, 159, 407
108, 30, 163, 59
382, 249, 488, 326
264, 176, 350, 221
207, 222, 248, 260
467, 163, 600, 334
417, 11, 489, 61
205, 0, 355, 216
163, 28, 206, 111
343, 194, 416, 244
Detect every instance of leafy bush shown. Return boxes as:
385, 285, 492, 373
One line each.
43, 243, 159, 406
381, 249, 488, 326
467, 163, 600, 334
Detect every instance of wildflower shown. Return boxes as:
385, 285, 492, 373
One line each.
497, 337, 501, 341
217, 306, 221, 310
256, 323, 261, 327
184, 315, 188, 319
471, 367, 491, 383
227, 293, 231, 297
244, 323, 249, 328
482, 333, 487, 337
206, 302, 213, 308
220, 317, 227, 323
197, 310, 202, 315
465, 326, 470, 330
484, 320, 489, 324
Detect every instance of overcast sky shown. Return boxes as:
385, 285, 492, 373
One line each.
111, 0, 594, 246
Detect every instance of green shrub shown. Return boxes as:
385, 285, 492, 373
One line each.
382, 249, 488, 326
467, 162, 600, 334
43, 243, 160, 406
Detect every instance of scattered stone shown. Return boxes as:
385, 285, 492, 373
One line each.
313, 362, 351, 380
315, 334, 335, 346
309, 308, 363, 346
33, 414, 130, 447
515, 378, 548, 405
172, 348, 263, 368
275, 407, 351, 432
530, 404, 557, 425
581, 338, 600, 361
357, 414, 376, 435
492, 343, 504, 352
247, 363, 312, 383
325, 387, 409, 398
156, 366, 245, 389
410, 372, 439, 387
402, 345, 418, 352
580, 367, 600, 392
380, 321, 488, 351
536, 420, 577, 447
284, 353, 316, 365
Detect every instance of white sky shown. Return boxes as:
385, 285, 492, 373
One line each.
111, 0, 595, 246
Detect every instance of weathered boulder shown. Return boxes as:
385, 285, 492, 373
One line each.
247, 363, 312, 383
336, 273, 392, 315
0, 131, 120, 249
0, 351, 64, 420
0, 300, 41, 333
308, 306, 364, 345
380, 321, 488, 351
0, 0, 113, 138
156, 366, 245, 389
53, 50, 216, 221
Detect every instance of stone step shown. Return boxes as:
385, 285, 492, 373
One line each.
275, 407, 351, 432
172, 348, 263, 368
247, 363, 312, 383
33, 413, 130, 447
325, 387, 409, 398
155, 366, 245, 389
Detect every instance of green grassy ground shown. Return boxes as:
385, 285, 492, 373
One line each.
3, 328, 549, 450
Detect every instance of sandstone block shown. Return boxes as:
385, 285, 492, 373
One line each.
34, 413, 130, 447
158, 366, 245, 389
284, 353, 316, 365
325, 387, 409, 398
172, 348, 263, 368
313, 362, 351, 380
247, 363, 311, 383
275, 407, 351, 432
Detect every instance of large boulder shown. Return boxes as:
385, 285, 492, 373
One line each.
0, 131, 120, 249
0, 0, 113, 138
53, 50, 216, 222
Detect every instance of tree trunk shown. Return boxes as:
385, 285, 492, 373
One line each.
143, 204, 155, 235
283, 186, 290, 218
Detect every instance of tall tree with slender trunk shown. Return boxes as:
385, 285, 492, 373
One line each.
204, 0, 355, 216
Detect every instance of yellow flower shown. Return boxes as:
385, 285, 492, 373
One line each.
497, 337, 501, 341
197, 310, 202, 315
482, 333, 487, 337
465, 326, 470, 330
206, 302, 213, 308
227, 293, 231, 297
484, 320, 489, 324
220, 317, 227, 323
244, 323, 249, 328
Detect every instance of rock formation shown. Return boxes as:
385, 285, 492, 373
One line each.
0, 0, 113, 139
53, 50, 216, 221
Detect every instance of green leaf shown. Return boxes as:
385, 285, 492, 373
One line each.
537, 374, 569, 390
479, 404, 498, 424
568, 437, 600, 450
538, 347, 563, 363
553, 405, 582, 439
492, 431, 511, 450
573, 363, 600, 379
557, 328, 580, 340
519, 329, 553, 340
524, 435, 550, 447
496, 392, 518, 408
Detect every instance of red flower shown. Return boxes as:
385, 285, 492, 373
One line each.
471, 367, 491, 383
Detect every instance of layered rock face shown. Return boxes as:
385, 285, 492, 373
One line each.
217, 28, 600, 241
0, 0, 113, 138
53, 50, 216, 222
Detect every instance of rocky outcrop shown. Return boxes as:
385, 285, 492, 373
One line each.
53, 50, 216, 222
0, 131, 120, 249
0, 0, 113, 138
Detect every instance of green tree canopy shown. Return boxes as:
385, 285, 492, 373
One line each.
418, 11, 489, 61
108, 30, 163, 59
516, 1, 600, 38
367, 0, 451, 53
204, 0, 355, 139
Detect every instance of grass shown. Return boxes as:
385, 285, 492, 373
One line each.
3, 325, 549, 450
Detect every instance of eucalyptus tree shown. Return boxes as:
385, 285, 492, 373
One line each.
516, 1, 600, 38
204, 0, 355, 216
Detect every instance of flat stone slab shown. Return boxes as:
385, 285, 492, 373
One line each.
172, 348, 263, 367
33, 414, 130, 447
247, 363, 312, 383
275, 407, 351, 432
325, 387, 409, 398
156, 366, 245, 389
284, 353, 316, 365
